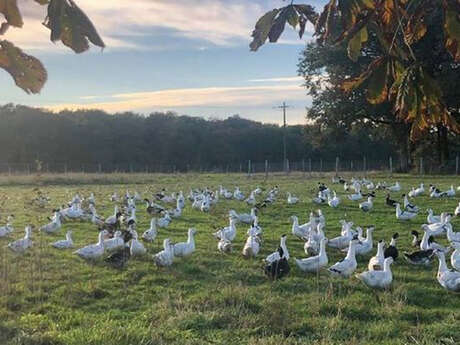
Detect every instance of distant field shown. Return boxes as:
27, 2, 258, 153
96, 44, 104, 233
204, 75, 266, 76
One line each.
1, 173, 460, 345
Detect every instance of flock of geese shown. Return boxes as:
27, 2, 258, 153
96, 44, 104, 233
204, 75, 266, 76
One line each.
1, 178, 460, 292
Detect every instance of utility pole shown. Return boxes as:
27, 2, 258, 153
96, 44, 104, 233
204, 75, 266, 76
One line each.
274, 102, 290, 172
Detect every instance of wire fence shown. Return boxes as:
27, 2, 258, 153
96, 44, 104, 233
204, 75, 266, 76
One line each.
0, 155, 459, 176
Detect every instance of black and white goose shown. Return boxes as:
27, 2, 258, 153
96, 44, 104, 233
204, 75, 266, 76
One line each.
403, 249, 434, 266
264, 235, 290, 280
384, 233, 399, 260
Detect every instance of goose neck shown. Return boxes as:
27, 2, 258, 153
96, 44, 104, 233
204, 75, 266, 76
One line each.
346, 242, 356, 260
437, 253, 448, 273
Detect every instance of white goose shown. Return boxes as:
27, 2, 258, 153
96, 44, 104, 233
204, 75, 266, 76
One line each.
245, 191, 257, 206
291, 215, 312, 239
242, 227, 261, 258
450, 242, 460, 271
353, 227, 374, 255
446, 223, 460, 243
424, 216, 450, 237
409, 183, 424, 197
455, 202, 460, 217
327, 191, 340, 208
304, 223, 325, 256
388, 182, 401, 192
154, 239, 174, 267
157, 212, 172, 228
74, 230, 107, 260
359, 197, 373, 212
295, 238, 328, 273
172, 228, 196, 257
130, 230, 147, 257
40, 212, 62, 234
445, 185, 456, 197
104, 231, 125, 252
88, 192, 95, 205
287, 192, 299, 205
142, 218, 158, 242
368, 240, 385, 271
51, 230, 73, 249
356, 257, 393, 289
395, 203, 417, 220
214, 218, 237, 242
434, 250, 460, 292
328, 225, 353, 250
427, 209, 442, 224
0, 215, 14, 237
105, 206, 120, 226
248, 216, 263, 237
229, 208, 257, 224
233, 187, 245, 201
8, 226, 33, 254
347, 190, 362, 201
328, 238, 358, 278
217, 230, 233, 253
219, 186, 233, 199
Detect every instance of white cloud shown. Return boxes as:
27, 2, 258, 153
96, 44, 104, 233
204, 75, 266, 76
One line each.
5, 0, 310, 52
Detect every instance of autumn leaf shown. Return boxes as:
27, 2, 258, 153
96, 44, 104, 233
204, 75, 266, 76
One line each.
341, 57, 385, 92
0, 40, 47, 94
347, 25, 368, 61
0, 0, 23, 28
366, 58, 389, 104
443, 0, 460, 61
44, 0, 105, 54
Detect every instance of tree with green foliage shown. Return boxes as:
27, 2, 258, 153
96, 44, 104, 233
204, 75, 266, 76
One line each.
250, 0, 460, 149
0, 0, 104, 94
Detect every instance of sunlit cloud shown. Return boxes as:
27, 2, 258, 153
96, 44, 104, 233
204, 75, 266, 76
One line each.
46, 83, 307, 113
248, 76, 304, 83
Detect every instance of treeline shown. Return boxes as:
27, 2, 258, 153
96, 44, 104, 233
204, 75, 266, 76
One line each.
0, 104, 396, 171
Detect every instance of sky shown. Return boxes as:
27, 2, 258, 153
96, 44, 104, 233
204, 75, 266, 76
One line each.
0, 0, 327, 125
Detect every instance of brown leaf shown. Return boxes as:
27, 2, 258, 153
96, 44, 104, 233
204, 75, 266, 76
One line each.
0, 40, 47, 94
0, 0, 23, 28
44, 0, 105, 54
443, 0, 460, 61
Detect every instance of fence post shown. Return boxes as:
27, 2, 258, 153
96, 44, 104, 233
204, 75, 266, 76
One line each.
286, 159, 290, 175
302, 159, 305, 178
350, 160, 353, 172
265, 160, 269, 179
320, 159, 323, 176
247, 160, 251, 178
98, 163, 102, 174
419, 157, 424, 175
7, 164, 11, 176
363, 156, 367, 176
456, 154, 459, 175
335, 157, 339, 175
309, 158, 312, 176
389, 156, 393, 176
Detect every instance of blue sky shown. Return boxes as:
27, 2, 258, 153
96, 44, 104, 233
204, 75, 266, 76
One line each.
1, 0, 327, 124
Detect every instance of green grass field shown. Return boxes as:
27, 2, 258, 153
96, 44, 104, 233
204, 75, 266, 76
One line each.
1, 173, 459, 345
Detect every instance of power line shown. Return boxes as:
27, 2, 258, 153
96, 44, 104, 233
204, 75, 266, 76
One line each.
274, 102, 290, 172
